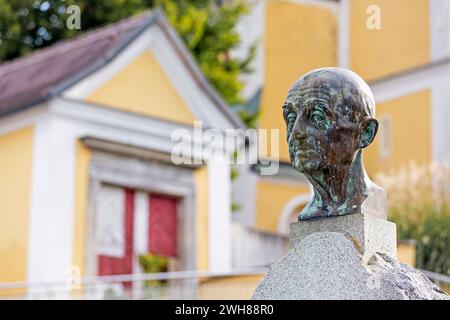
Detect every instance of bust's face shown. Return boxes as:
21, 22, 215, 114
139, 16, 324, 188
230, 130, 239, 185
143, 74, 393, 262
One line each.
283, 68, 375, 174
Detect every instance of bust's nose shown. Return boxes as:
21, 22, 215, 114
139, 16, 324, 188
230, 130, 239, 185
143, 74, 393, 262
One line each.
290, 116, 307, 142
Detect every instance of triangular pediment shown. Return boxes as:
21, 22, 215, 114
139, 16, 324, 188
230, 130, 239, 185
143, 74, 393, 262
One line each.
86, 50, 197, 125
63, 13, 243, 130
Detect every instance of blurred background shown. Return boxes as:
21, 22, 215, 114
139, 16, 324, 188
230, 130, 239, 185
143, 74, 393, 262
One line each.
0, 0, 448, 299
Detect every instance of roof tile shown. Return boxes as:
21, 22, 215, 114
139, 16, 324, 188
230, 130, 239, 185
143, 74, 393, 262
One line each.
0, 13, 153, 115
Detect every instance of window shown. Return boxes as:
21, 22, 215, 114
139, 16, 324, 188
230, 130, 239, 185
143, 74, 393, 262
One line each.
84, 144, 197, 298
96, 186, 179, 290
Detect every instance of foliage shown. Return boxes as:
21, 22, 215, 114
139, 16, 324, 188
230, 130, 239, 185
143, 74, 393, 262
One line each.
139, 253, 168, 273
152, 0, 255, 105
0, 0, 254, 106
139, 254, 168, 286
0, 0, 66, 60
231, 200, 241, 212
230, 151, 241, 212
375, 162, 450, 275
390, 204, 449, 275
237, 109, 260, 129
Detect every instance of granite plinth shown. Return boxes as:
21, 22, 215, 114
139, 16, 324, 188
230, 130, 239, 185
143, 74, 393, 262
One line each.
253, 214, 448, 300
290, 213, 396, 260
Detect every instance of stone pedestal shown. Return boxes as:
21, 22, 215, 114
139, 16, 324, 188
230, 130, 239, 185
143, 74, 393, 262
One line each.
252, 214, 448, 300
289, 213, 397, 260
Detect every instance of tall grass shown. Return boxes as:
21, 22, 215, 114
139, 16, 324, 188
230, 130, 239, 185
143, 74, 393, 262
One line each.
375, 162, 450, 275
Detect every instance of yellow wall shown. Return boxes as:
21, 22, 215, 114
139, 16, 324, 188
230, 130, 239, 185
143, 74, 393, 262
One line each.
259, 1, 337, 162
197, 274, 263, 300
350, 0, 429, 81
194, 166, 209, 270
0, 126, 34, 282
72, 141, 91, 275
87, 50, 197, 125
365, 90, 431, 176
256, 180, 310, 233
397, 241, 416, 267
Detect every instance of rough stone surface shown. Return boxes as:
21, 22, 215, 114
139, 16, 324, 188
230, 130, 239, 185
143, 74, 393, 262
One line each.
289, 214, 397, 259
252, 232, 449, 300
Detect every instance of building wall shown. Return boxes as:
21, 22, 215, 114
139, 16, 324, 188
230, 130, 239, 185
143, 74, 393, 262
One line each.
68, 145, 215, 275
256, 180, 310, 233
259, 0, 338, 162
69, 38, 238, 273
86, 50, 197, 125
397, 241, 416, 267
0, 126, 34, 282
197, 274, 263, 300
350, 0, 430, 81
67, 46, 219, 270
365, 90, 431, 176
81, 48, 225, 271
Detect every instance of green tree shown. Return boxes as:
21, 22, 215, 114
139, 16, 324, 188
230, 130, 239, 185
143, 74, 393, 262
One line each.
0, 0, 254, 108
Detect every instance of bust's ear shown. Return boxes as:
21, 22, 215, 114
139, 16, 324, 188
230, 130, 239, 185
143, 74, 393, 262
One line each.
359, 118, 378, 149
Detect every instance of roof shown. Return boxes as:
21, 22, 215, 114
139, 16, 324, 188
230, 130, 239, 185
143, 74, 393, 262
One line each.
0, 13, 152, 115
0, 10, 244, 128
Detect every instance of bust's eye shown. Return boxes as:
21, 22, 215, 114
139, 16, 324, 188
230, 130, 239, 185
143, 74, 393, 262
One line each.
311, 109, 330, 129
286, 112, 297, 124
284, 110, 297, 137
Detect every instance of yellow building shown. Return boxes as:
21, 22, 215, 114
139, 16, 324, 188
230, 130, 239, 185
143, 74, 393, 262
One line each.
0, 1, 446, 298
0, 10, 248, 297
232, 0, 447, 266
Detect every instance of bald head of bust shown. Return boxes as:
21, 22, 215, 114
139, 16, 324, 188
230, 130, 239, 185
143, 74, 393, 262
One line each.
282, 67, 384, 220
283, 67, 378, 173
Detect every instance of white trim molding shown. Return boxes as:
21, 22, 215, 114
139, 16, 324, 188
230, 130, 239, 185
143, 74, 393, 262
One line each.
27, 114, 78, 292
430, 0, 450, 62
369, 59, 450, 104
431, 78, 450, 163
207, 156, 232, 272
233, 0, 266, 100
0, 103, 48, 137
338, 0, 350, 68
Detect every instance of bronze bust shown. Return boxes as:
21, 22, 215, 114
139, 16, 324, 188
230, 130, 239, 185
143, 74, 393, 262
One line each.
283, 67, 386, 221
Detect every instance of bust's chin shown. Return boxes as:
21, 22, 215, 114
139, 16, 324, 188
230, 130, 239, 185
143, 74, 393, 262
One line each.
292, 156, 321, 174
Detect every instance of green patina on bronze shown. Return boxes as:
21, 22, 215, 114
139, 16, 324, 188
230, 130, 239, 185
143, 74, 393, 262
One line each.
282, 67, 387, 221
